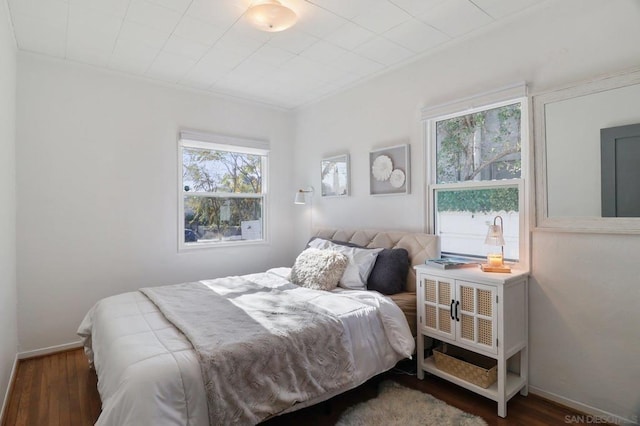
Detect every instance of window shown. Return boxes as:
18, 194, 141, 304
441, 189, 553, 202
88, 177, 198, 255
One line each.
178, 131, 268, 249
426, 95, 528, 264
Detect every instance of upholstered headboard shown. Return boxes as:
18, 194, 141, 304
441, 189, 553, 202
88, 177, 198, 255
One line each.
313, 229, 439, 293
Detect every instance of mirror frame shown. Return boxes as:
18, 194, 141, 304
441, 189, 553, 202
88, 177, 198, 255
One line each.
533, 68, 640, 233
320, 154, 350, 198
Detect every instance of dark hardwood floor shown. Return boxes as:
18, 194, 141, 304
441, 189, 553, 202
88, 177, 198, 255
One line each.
2, 349, 600, 425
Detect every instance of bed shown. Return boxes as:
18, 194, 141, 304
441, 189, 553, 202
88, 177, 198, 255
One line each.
78, 229, 438, 425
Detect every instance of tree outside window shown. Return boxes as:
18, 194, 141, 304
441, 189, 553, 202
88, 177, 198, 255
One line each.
436, 103, 521, 184
430, 101, 525, 261
181, 141, 267, 246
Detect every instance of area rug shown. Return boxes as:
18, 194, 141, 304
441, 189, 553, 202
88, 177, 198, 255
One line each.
336, 380, 487, 426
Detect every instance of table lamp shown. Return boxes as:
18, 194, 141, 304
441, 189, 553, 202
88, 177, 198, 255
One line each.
481, 215, 511, 273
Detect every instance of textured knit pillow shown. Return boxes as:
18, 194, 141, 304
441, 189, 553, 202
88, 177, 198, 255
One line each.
290, 248, 348, 291
307, 238, 383, 290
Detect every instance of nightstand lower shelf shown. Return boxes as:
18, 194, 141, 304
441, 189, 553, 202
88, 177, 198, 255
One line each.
421, 356, 526, 403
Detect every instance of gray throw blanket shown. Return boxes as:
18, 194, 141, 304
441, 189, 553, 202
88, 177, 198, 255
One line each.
141, 276, 355, 425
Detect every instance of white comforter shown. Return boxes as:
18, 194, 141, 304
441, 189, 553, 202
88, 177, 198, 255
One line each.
78, 268, 415, 425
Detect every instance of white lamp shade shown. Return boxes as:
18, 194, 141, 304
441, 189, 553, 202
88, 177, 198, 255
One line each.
246, 0, 297, 32
294, 191, 306, 204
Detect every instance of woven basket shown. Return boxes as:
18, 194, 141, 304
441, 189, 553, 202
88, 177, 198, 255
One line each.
433, 344, 497, 389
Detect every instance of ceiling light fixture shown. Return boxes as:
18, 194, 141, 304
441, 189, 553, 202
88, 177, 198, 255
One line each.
246, 0, 297, 32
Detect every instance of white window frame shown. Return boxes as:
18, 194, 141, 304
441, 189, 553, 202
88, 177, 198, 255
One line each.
178, 130, 269, 251
423, 89, 530, 270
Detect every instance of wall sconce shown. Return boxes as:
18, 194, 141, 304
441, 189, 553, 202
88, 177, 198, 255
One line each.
245, 0, 297, 32
294, 187, 314, 205
481, 215, 511, 273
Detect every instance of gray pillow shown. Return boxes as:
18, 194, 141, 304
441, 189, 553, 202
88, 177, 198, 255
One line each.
367, 248, 409, 295
290, 248, 348, 291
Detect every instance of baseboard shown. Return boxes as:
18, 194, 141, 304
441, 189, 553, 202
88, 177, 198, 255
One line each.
0, 354, 19, 424
17, 341, 83, 360
529, 386, 637, 425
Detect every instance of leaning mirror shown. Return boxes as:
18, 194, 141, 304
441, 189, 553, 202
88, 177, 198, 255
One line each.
533, 68, 640, 233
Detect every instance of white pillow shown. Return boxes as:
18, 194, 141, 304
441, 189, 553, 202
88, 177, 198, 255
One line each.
290, 248, 348, 291
307, 237, 331, 250
323, 241, 383, 290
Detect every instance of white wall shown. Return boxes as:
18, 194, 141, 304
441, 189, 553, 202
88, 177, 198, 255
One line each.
16, 54, 297, 352
0, 0, 17, 416
294, 0, 640, 422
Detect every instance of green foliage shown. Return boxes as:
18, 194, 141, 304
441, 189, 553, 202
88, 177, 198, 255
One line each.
437, 188, 519, 213
183, 148, 261, 193
436, 103, 521, 183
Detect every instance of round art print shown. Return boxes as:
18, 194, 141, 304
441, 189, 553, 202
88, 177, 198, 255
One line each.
389, 169, 405, 188
372, 155, 393, 181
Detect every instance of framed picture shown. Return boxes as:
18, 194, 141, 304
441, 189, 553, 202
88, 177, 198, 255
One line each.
369, 144, 410, 195
321, 154, 350, 197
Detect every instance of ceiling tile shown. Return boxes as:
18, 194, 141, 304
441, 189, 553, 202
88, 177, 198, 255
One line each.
332, 51, 385, 76
11, 13, 67, 57
202, 43, 249, 69
282, 56, 347, 84
230, 60, 277, 82
8, 0, 68, 23
326, 72, 362, 89
173, 16, 227, 45
68, 0, 131, 18
66, 18, 120, 58
248, 46, 295, 67
145, 0, 192, 14
304, 0, 384, 20
324, 22, 374, 51
163, 35, 211, 60
300, 40, 348, 64
66, 36, 113, 66
185, 0, 245, 26
181, 57, 233, 88
470, 0, 539, 19
212, 74, 250, 93
242, 88, 282, 106
269, 60, 324, 88
387, 0, 446, 16
68, 4, 123, 40
125, 0, 183, 33
215, 32, 264, 58
117, 20, 171, 50
293, 1, 348, 38
109, 38, 160, 73
419, 0, 493, 37
146, 50, 197, 82
354, 36, 414, 66
266, 29, 318, 54
66, 28, 118, 54
352, 1, 412, 34
223, 21, 274, 45
383, 18, 449, 53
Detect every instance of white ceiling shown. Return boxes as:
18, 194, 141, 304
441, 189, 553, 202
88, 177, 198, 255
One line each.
7, 0, 541, 109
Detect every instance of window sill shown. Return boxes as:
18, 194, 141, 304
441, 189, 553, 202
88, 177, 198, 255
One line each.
178, 239, 269, 252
